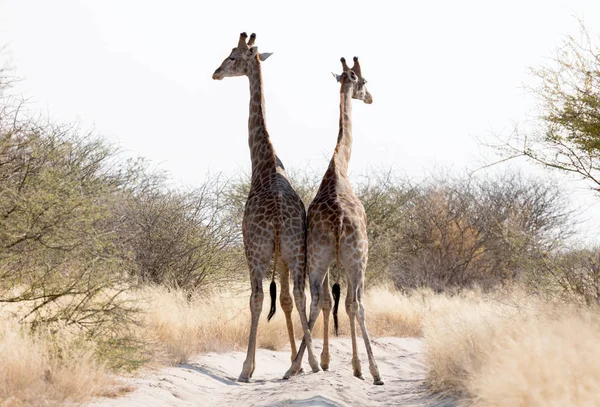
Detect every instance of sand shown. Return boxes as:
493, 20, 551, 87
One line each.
90, 337, 456, 407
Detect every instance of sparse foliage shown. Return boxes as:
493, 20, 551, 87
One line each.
120, 173, 244, 289
490, 23, 600, 192
392, 172, 571, 291
356, 170, 414, 286
531, 247, 600, 305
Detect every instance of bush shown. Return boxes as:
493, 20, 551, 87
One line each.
530, 247, 600, 305
356, 170, 414, 286
120, 172, 244, 289
392, 172, 571, 291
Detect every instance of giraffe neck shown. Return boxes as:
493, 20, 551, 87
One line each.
246, 57, 277, 186
332, 83, 353, 177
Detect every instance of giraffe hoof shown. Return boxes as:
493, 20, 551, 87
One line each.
237, 376, 250, 383
308, 359, 321, 373
354, 373, 365, 381
283, 367, 300, 380
373, 378, 385, 386
320, 363, 329, 371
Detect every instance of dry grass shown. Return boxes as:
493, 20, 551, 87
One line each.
137, 285, 290, 363
3, 283, 600, 406
0, 320, 110, 406
424, 289, 600, 406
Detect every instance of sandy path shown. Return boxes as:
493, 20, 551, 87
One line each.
90, 337, 455, 407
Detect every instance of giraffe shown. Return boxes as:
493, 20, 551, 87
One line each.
212, 32, 317, 382
284, 57, 384, 385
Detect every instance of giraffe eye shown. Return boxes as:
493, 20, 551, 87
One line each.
228, 57, 235, 61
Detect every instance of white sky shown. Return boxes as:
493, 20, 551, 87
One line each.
1, 0, 599, 244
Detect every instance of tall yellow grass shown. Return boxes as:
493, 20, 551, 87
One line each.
424, 290, 600, 406
0, 320, 110, 406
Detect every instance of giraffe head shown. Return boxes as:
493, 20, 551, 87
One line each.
333, 57, 372, 104
212, 32, 273, 80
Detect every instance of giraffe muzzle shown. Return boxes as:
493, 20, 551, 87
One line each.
212, 69, 224, 80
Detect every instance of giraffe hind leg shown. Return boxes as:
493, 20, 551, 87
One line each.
278, 260, 298, 360
320, 271, 333, 371
345, 282, 364, 380
283, 255, 331, 378
356, 284, 384, 385
284, 258, 321, 378
238, 272, 264, 382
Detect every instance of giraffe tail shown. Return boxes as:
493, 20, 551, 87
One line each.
267, 221, 280, 322
332, 282, 341, 336
332, 215, 343, 336
267, 280, 277, 321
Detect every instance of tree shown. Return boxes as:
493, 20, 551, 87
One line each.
0, 115, 134, 333
490, 23, 600, 192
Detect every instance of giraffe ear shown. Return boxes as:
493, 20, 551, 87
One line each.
332, 72, 342, 82
259, 52, 273, 61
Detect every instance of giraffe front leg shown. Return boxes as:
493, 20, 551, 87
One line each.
239, 274, 264, 382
